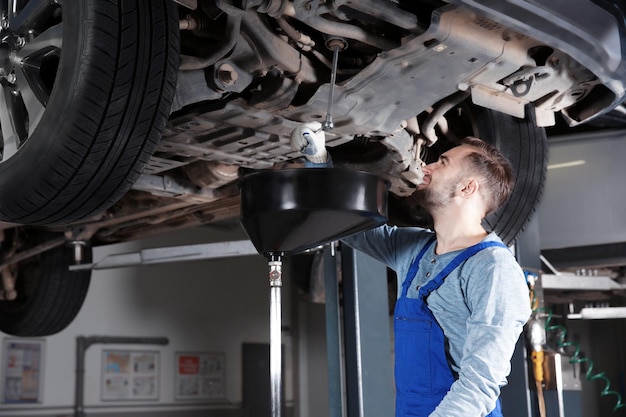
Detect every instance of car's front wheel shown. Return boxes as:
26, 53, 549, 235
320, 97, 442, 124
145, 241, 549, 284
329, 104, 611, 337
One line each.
0, 0, 179, 225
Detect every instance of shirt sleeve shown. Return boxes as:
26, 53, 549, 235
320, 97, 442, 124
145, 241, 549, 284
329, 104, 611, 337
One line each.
430, 248, 532, 417
341, 224, 433, 273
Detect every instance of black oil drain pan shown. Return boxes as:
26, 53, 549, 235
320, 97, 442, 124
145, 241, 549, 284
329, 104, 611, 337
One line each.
239, 168, 388, 255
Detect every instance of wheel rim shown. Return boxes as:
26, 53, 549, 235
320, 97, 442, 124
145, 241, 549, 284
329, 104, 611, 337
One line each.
0, 0, 62, 161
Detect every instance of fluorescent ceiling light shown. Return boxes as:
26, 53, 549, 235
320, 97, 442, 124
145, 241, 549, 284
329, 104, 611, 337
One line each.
547, 160, 586, 170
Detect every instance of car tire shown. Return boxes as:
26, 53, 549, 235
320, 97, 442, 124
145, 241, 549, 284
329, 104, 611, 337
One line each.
477, 106, 548, 245
0, 0, 180, 225
0, 243, 92, 336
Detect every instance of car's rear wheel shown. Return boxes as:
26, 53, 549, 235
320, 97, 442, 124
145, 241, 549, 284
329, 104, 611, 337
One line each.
0, 0, 180, 225
0, 242, 92, 336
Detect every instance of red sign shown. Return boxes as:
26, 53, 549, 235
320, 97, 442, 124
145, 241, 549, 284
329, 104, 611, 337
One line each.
178, 356, 200, 375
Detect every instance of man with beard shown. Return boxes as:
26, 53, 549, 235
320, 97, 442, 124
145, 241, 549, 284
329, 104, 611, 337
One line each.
291, 123, 531, 417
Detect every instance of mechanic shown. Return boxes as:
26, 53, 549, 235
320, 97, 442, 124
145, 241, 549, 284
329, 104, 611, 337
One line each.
291, 122, 532, 417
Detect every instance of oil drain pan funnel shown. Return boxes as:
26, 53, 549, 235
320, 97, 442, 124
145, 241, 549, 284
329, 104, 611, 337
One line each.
240, 168, 388, 255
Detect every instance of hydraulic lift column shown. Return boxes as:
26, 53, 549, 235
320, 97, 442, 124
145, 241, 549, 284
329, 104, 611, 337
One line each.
340, 244, 395, 417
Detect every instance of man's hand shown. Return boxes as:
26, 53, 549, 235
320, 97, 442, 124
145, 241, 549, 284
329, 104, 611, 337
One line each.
290, 121, 328, 164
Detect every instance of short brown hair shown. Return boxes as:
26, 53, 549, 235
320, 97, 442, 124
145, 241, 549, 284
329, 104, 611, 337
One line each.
460, 136, 515, 214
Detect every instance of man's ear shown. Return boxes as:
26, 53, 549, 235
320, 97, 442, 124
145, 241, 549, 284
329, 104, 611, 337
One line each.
460, 178, 479, 198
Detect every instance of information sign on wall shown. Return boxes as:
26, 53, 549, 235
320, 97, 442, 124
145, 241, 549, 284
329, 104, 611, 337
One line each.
1, 339, 44, 404
175, 352, 225, 400
101, 350, 159, 401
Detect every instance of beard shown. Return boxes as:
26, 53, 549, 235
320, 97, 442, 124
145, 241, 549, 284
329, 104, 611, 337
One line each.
412, 175, 462, 213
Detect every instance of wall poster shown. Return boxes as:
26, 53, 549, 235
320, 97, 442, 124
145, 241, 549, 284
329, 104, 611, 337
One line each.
175, 352, 225, 400
101, 350, 159, 401
1, 339, 44, 404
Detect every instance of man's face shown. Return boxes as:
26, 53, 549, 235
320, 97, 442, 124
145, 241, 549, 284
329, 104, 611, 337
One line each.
412, 145, 472, 211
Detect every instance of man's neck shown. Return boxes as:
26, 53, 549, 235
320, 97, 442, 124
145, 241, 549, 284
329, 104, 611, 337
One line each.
431, 209, 488, 255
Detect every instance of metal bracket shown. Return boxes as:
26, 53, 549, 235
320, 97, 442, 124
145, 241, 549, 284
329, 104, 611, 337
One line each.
70, 240, 259, 271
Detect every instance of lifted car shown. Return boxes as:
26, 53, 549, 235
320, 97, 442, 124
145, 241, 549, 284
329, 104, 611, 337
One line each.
0, 0, 624, 336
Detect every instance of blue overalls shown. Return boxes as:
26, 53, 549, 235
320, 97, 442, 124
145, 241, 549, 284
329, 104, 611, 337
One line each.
394, 239, 507, 417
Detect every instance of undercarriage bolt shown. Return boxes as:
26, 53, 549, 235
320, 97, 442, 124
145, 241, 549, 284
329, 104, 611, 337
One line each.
70, 240, 87, 264
217, 63, 238, 87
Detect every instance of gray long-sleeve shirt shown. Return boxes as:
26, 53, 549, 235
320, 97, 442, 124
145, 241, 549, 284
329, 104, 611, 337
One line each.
342, 224, 531, 417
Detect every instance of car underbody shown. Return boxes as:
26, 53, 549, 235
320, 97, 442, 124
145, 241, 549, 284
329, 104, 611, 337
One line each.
4, 0, 621, 242
0, 0, 625, 335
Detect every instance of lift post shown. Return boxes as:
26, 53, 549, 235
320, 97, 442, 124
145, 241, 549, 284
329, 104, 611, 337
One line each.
340, 244, 395, 417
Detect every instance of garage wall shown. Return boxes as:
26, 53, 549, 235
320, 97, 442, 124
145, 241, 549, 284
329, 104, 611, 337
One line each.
538, 129, 626, 250
0, 224, 305, 416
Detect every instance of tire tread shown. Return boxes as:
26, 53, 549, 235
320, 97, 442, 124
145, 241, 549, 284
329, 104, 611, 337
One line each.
0, 0, 179, 225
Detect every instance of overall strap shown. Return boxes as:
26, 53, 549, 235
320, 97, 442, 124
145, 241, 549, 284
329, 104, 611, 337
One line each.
401, 238, 436, 297
419, 241, 508, 300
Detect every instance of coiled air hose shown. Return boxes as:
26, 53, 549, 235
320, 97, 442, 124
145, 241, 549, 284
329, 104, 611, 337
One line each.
527, 274, 626, 413
536, 306, 626, 412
